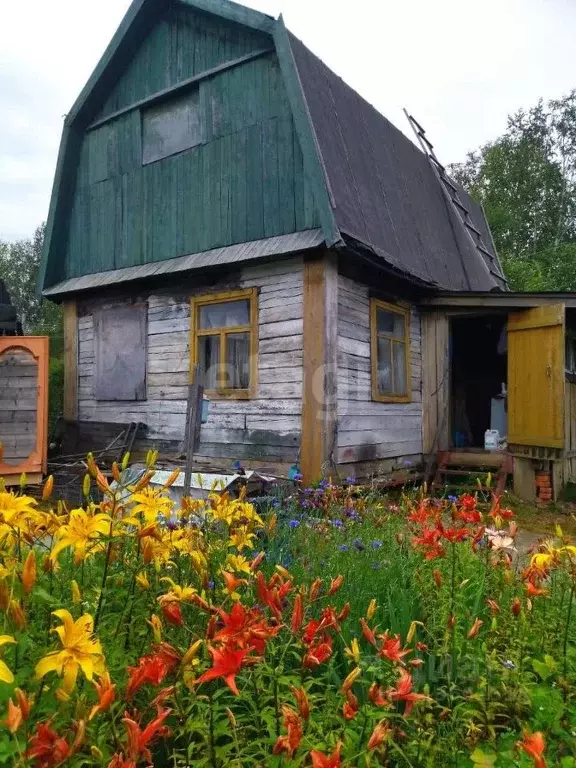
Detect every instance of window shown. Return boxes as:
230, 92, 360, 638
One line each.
191, 289, 258, 398
142, 88, 202, 165
370, 298, 411, 402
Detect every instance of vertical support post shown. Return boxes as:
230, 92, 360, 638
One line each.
513, 456, 536, 503
301, 252, 338, 484
183, 364, 204, 498
62, 300, 78, 421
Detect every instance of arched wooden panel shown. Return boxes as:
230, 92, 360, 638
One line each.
0, 337, 49, 482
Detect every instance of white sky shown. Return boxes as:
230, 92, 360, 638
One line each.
1, 0, 575, 240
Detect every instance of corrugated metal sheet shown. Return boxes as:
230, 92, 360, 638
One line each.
42, 229, 324, 297
288, 32, 506, 292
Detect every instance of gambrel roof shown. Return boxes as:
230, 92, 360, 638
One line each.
40, 0, 506, 296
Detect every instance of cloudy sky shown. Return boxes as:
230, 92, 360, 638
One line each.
2, 0, 575, 241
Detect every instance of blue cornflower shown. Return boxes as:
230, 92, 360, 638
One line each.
345, 476, 357, 485
372, 563, 381, 570
293, 472, 303, 482
447, 495, 458, 503
353, 538, 365, 551
372, 540, 383, 549
271, 498, 280, 508
304, 487, 314, 495
331, 519, 343, 528
349, 511, 360, 521
208, 580, 215, 590
338, 544, 349, 552
288, 519, 300, 529
318, 479, 330, 490
301, 499, 311, 509
502, 660, 516, 670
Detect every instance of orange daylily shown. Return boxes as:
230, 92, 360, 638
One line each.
6, 699, 22, 734
517, 730, 547, 768
291, 686, 310, 720
388, 669, 431, 716
526, 582, 548, 598
196, 645, 250, 696
89, 672, 116, 720
359, 618, 377, 646
342, 690, 358, 720
118, 706, 172, 765
161, 602, 184, 627
379, 631, 411, 664
467, 618, 483, 639
328, 575, 344, 596
22, 550, 36, 595
126, 645, 180, 699
310, 743, 342, 768
291, 594, 303, 633
341, 666, 361, 693
272, 705, 303, 757
368, 682, 388, 707
367, 720, 390, 751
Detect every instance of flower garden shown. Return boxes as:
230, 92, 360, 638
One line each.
0, 454, 575, 767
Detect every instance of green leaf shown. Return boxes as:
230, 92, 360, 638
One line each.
470, 748, 496, 767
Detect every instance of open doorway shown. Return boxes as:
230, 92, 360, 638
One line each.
450, 314, 507, 449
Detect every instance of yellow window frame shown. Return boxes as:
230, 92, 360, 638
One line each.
370, 298, 411, 403
190, 288, 258, 399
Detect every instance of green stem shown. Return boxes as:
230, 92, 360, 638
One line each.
563, 584, 574, 678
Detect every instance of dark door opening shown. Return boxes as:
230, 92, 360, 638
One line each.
450, 315, 507, 449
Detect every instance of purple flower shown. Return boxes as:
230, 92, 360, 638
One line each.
447, 495, 458, 503
301, 499, 311, 509
345, 476, 356, 485
338, 544, 349, 552
288, 519, 300, 529
208, 580, 215, 590
293, 472, 303, 482
331, 519, 343, 528
271, 498, 280, 508
372, 540, 383, 549
318, 479, 330, 490
353, 538, 365, 551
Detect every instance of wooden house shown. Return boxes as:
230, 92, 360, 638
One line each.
40, 0, 576, 498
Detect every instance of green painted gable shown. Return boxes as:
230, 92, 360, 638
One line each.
55, 3, 319, 285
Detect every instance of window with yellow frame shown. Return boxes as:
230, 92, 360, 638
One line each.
190, 288, 258, 398
370, 298, 411, 403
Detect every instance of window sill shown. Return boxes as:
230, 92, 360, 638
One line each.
371, 393, 412, 404
204, 389, 254, 401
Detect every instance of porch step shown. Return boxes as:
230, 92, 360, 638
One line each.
431, 450, 513, 495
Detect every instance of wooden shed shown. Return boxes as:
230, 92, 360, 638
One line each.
38, 0, 576, 496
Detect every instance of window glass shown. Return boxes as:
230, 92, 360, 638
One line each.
377, 336, 392, 394
392, 342, 407, 395
198, 335, 220, 390
377, 309, 404, 339
225, 333, 251, 389
142, 88, 202, 165
199, 300, 250, 330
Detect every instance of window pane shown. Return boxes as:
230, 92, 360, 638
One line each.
199, 300, 250, 330
225, 333, 251, 389
392, 341, 407, 395
142, 88, 202, 165
377, 308, 405, 339
198, 335, 220, 390
377, 336, 392, 394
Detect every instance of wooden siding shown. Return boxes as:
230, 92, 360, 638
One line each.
59, 6, 319, 284
76, 258, 304, 465
336, 274, 423, 467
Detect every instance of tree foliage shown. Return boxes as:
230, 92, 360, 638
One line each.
451, 90, 576, 291
0, 222, 62, 337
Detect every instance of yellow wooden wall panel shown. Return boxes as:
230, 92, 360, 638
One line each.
508, 304, 565, 448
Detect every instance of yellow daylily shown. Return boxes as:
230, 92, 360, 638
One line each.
225, 554, 252, 575
71, 580, 82, 604
0, 635, 16, 683
0, 491, 40, 550
228, 527, 256, 551
158, 577, 198, 605
50, 507, 113, 564
130, 486, 174, 524
136, 572, 150, 590
147, 614, 163, 643
35, 610, 105, 693
345, 638, 361, 665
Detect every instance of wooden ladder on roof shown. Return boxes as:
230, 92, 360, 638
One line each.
431, 450, 514, 496
403, 109, 508, 290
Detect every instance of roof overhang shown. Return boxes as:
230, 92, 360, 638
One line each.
420, 291, 576, 309
42, 229, 324, 299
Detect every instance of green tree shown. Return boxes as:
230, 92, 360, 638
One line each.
451, 90, 576, 291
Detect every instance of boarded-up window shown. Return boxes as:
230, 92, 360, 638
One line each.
142, 88, 202, 165
94, 305, 147, 401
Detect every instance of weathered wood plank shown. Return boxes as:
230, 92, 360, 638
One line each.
63, 300, 78, 420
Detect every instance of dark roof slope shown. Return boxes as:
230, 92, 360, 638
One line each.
288, 33, 506, 292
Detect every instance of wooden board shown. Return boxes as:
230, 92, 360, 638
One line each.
421, 310, 449, 454
63, 300, 78, 420
508, 304, 565, 448
94, 304, 147, 401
